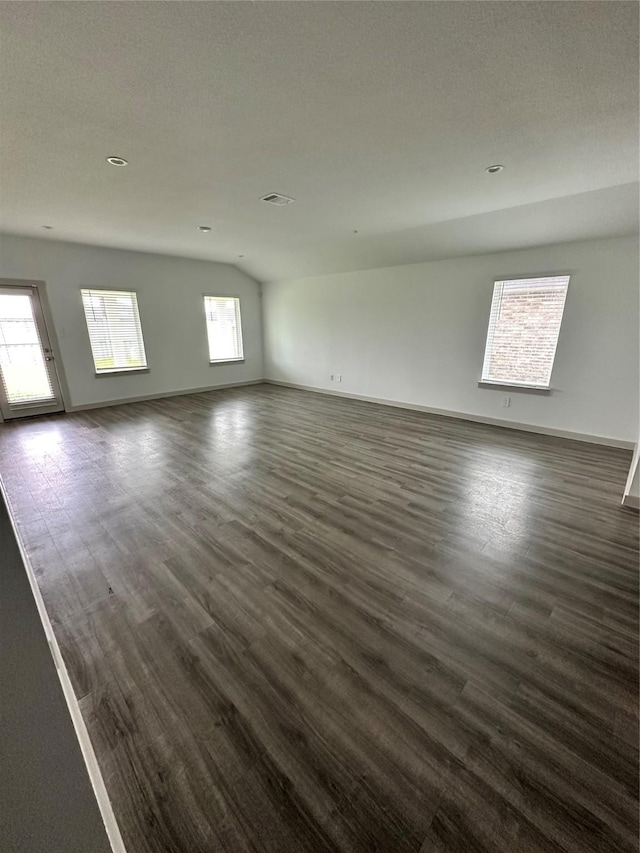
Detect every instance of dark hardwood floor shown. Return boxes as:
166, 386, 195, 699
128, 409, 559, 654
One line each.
0, 384, 637, 853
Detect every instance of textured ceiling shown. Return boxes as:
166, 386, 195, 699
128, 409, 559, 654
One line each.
0, 1, 638, 281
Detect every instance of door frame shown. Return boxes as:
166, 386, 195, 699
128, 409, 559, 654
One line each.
0, 278, 69, 421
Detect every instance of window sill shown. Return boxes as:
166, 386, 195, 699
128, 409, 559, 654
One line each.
95, 367, 149, 376
209, 358, 245, 365
478, 380, 551, 395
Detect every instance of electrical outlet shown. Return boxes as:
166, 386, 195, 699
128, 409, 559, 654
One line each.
501, 395, 511, 408
336, 374, 342, 382
330, 374, 334, 381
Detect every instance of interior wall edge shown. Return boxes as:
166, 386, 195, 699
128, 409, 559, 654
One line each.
0, 476, 126, 853
264, 379, 635, 450
622, 440, 640, 505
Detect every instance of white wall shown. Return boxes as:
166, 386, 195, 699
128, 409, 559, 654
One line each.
263, 236, 639, 444
0, 235, 263, 410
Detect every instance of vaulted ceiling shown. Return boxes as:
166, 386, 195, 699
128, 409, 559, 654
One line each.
0, 1, 637, 281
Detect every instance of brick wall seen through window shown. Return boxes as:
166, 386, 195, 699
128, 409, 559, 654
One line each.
481, 276, 570, 387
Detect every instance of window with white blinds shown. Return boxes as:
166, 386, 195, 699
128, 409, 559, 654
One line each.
204, 296, 244, 362
481, 276, 570, 388
81, 289, 147, 373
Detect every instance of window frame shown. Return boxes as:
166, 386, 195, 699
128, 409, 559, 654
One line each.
479, 274, 570, 391
203, 295, 244, 365
80, 288, 149, 376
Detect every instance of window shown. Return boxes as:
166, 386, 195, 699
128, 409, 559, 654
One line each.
81, 289, 147, 373
204, 296, 244, 362
481, 276, 569, 388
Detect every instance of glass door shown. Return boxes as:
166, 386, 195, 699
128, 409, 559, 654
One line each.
0, 285, 64, 420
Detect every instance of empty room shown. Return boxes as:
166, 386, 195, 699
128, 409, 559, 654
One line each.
0, 2, 638, 853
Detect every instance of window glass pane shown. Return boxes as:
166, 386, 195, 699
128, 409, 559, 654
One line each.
0, 294, 55, 403
481, 276, 569, 387
81, 289, 147, 373
204, 296, 243, 362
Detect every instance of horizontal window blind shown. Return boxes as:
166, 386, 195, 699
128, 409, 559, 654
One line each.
0, 292, 55, 405
481, 276, 570, 388
204, 296, 243, 362
81, 289, 147, 373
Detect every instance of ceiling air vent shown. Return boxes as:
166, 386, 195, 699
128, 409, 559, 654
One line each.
261, 192, 295, 206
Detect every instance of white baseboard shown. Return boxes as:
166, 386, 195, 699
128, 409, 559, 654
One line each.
264, 379, 634, 450
621, 494, 640, 510
48, 375, 635, 451
66, 378, 264, 413
0, 477, 127, 853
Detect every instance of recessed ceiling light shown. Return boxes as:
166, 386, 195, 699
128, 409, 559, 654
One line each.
486, 164, 504, 174
197, 225, 212, 232
106, 156, 128, 166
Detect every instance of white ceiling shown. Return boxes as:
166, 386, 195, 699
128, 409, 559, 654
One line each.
0, 1, 638, 282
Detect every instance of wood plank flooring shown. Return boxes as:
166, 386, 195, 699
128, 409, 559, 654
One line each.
0, 384, 638, 853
